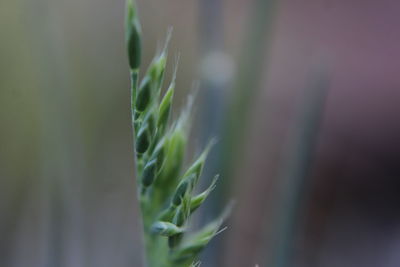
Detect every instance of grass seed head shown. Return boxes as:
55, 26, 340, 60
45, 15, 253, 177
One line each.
126, 5, 230, 264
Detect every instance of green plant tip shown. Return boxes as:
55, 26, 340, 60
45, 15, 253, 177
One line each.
126, 0, 141, 69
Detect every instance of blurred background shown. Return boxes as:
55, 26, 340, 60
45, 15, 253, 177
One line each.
1, 0, 400, 266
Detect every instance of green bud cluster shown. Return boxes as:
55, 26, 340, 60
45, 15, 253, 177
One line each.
126, 1, 229, 266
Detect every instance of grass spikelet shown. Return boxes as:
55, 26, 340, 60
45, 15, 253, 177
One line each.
151, 221, 185, 237
125, 0, 141, 70
190, 175, 219, 213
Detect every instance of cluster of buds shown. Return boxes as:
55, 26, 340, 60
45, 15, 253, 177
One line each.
126, 1, 228, 266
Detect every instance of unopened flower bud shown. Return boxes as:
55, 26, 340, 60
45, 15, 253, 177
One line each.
151, 221, 184, 237
190, 175, 219, 213
125, 0, 141, 70
136, 124, 150, 154
136, 77, 152, 112
142, 159, 157, 187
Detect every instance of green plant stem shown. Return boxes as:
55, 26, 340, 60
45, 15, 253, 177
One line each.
272, 70, 329, 267
221, 0, 278, 194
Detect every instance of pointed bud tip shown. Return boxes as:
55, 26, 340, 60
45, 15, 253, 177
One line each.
126, 0, 141, 69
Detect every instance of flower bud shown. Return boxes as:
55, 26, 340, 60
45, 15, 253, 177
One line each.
190, 175, 219, 213
171, 204, 232, 263
157, 127, 186, 188
172, 206, 187, 227
157, 84, 174, 135
169, 198, 190, 249
142, 159, 157, 187
125, 0, 141, 70
158, 205, 177, 222
172, 177, 190, 206
151, 221, 184, 237
150, 138, 166, 173
136, 76, 152, 112
136, 124, 150, 154
142, 108, 156, 138
149, 55, 166, 90
182, 139, 216, 189
171, 219, 225, 262
147, 29, 172, 95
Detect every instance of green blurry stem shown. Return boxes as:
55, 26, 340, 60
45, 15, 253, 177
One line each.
272, 71, 329, 267
221, 0, 277, 193
139, 192, 171, 267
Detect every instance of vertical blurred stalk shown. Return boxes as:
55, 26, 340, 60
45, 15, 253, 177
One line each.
221, 0, 277, 193
0, 0, 31, 265
21, 0, 86, 266
270, 70, 329, 267
216, 0, 277, 265
197, 0, 228, 266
